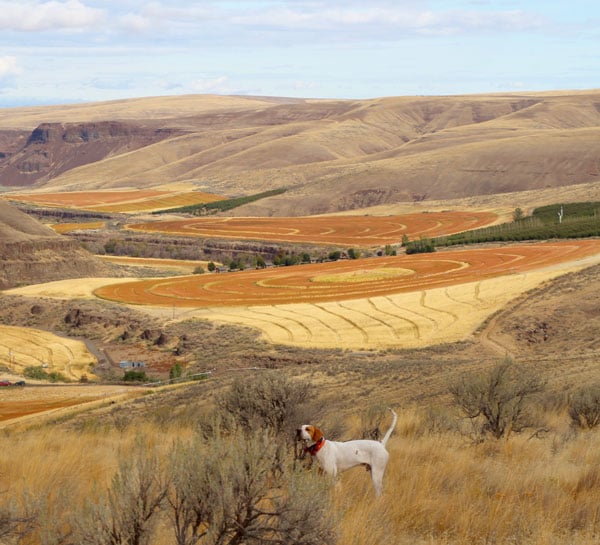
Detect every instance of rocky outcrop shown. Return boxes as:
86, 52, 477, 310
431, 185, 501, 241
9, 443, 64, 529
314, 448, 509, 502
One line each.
0, 200, 115, 289
0, 121, 181, 187
0, 238, 115, 290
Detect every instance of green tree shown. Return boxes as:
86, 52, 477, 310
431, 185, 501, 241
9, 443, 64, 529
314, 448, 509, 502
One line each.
513, 207, 525, 221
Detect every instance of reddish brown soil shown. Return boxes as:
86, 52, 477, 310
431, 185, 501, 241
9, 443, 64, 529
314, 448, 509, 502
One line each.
94, 239, 600, 308
126, 211, 498, 246
5, 190, 169, 207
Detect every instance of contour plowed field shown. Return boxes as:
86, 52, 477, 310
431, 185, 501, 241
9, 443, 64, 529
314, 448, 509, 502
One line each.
94, 240, 600, 308
4, 190, 226, 213
94, 239, 600, 350
126, 211, 498, 246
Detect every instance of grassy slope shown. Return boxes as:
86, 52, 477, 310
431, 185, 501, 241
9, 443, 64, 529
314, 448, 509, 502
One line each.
2, 91, 600, 216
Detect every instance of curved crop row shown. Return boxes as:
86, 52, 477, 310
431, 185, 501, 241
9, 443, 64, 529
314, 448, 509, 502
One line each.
126, 211, 498, 247
94, 240, 600, 309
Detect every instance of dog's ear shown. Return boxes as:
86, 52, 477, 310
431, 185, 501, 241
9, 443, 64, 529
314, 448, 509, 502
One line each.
311, 426, 324, 442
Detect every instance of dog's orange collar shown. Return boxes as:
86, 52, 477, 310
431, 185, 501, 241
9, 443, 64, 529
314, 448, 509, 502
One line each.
305, 436, 325, 456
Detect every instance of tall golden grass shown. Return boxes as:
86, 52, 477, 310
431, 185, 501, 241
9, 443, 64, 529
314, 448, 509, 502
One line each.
2, 407, 600, 544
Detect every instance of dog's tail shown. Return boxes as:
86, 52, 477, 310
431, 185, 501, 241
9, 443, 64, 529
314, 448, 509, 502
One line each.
381, 408, 398, 447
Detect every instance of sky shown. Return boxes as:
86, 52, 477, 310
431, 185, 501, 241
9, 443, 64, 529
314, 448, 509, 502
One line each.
0, 0, 599, 107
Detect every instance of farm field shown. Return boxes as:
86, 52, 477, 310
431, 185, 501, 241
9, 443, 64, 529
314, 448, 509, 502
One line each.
126, 210, 499, 246
97, 255, 218, 273
3, 190, 226, 213
0, 383, 141, 428
0, 325, 97, 380
50, 221, 105, 234
93, 239, 600, 349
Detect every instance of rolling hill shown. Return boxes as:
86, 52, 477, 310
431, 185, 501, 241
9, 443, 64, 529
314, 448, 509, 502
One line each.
0, 91, 599, 216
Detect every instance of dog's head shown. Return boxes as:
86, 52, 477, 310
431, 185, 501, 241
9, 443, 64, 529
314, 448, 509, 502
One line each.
296, 424, 323, 443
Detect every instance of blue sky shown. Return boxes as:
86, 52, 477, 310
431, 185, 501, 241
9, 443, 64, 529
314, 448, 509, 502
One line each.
0, 0, 598, 107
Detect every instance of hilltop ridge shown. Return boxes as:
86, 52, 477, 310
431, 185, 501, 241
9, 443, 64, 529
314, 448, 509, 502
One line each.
1, 90, 599, 216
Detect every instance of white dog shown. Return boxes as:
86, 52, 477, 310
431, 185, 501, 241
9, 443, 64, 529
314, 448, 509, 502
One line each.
297, 408, 398, 496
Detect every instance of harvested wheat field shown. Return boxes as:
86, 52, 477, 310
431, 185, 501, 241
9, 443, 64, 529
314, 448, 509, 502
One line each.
97, 256, 218, 273
0, 325, 97, 380
3, 189, 226, 213
126, 210, 498, 246
0, 383, 141, 428
93, 239, 600, 349
50, 221, 105, 234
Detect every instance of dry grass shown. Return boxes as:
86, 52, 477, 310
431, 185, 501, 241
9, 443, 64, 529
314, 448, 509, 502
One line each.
3, 406, 600, 544
334, 419, 600, 545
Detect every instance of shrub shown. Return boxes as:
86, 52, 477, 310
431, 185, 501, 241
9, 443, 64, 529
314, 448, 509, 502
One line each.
569, 384, 600, 429
74, 440, 168, 545
450, 359, 545, 439
217, 372, 313, 435
167, 431, 336, 545
23, 366, 68, 383
123, 370, 148, 382
169, 363, 183, 380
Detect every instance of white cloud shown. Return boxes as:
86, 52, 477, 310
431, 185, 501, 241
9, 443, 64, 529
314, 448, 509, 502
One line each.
188, 76, 231, 94
0, 0, 105, 32
118, 13, 153, 33
0, 56, 21, 78
228, 4, 545, 35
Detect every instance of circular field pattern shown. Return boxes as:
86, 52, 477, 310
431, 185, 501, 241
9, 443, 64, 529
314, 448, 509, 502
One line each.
94, 240, 600, 308
126, 211, 498, 246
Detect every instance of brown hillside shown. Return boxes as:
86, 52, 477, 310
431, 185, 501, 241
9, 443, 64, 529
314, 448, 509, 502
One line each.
0, 200, 115, 289
0, 91, 599, 215
479, 262, 600, 365
0, 121, 181, 187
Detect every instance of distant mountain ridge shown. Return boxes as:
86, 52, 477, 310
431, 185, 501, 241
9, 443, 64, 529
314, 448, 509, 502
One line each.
0, 91, 599, 215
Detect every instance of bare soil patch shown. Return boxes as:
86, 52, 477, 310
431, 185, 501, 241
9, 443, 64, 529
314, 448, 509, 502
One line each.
126, 211, 498, 247
0, 384, 142, 428
94, 240, 600, 307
